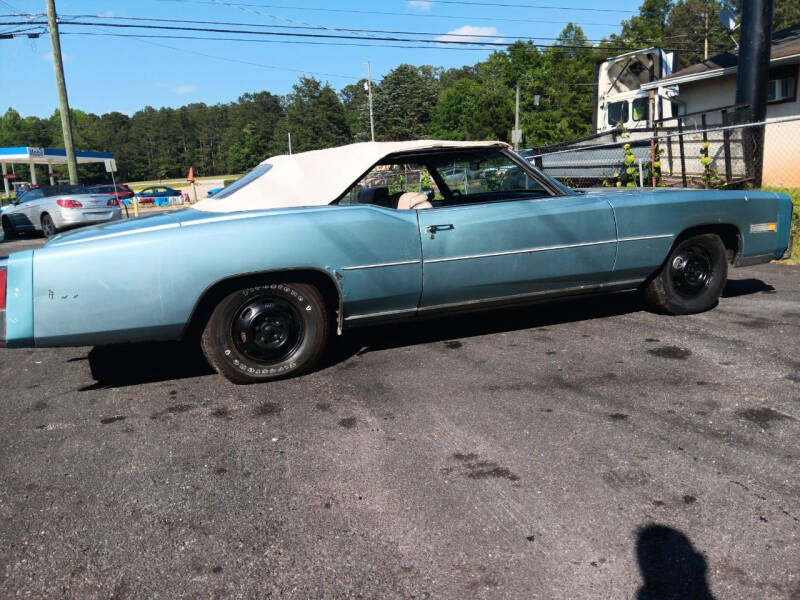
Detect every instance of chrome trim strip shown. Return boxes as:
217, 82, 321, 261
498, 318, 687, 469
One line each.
417, 279, 644, 313
343, 279, 644, 322
345, 307, 418, 321
618, 233, 674, 242
424, 233, 674, 265
341, 260, 420, 271
424, 239, 616, 264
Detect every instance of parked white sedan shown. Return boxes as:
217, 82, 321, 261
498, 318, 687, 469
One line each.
1, 185, 122, 239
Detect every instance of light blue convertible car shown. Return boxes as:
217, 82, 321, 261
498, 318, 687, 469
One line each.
0, 141, 793, 383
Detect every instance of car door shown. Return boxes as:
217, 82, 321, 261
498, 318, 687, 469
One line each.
9, 188, 42, 231
417, 151, 617, 308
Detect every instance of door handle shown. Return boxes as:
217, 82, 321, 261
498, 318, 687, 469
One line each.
426, 224, 454, 239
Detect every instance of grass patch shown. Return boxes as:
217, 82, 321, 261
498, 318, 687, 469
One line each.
763, 187, 800, 262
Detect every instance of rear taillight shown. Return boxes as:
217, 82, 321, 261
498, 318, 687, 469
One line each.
57, 199, 83, 208
0, 269, 6, 310
107, 198, 119, 206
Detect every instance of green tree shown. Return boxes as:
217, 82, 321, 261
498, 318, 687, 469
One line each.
340, 79, 371, 142
373, 64, 439, 140
272, 77, 350, 154
523, 24, 598, 146
664, 0, 737, 68
615, 0, 673, 45
772, 0, 800, 31
432, 77, 513, 141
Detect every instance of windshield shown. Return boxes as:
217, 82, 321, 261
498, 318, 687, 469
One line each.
516, 150, 573, 194
42, 185, 90, 197
211, 164, 273, 200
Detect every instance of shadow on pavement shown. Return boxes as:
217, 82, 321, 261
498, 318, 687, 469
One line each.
636, 524, 716, 600
80, 277, 776, 387
320, 291, 645, 369
722, 278, 775, 297
82, 292, 644, 388
82, 341, 215, 390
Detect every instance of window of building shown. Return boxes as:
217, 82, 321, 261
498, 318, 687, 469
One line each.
767, 65, 798, 104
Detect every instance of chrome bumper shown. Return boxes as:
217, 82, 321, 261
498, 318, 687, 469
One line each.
53, 207, 123, 228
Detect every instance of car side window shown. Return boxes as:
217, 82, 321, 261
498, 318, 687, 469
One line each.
23, 189, 43, 201
429, 151, 547, 208
340, 163, 441, 209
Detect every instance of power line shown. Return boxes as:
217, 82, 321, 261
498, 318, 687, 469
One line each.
0, 20, 705, 52
55, 30, 704, 55
127, 37, 360, 80
156, 0, 624, 27
50, 13, 676, 45
401, 0, 634, 14
50, 30, 542, 51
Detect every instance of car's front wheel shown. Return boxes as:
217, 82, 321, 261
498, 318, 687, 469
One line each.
201, 282, 329, 384
2, 216, 17, 240
41, 214, 57, 238
643, 233, 728, 315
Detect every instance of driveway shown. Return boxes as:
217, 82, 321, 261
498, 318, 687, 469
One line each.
0, 239, 798, 598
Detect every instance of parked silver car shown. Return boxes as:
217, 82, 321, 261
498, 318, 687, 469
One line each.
1, 185, 123, 239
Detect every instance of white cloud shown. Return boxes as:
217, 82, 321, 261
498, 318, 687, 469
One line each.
42, 51, 73, 62
408, 1, 432, 11
172, 85, 198, 94
436, 25, 501, 44
100, 10, 115, 17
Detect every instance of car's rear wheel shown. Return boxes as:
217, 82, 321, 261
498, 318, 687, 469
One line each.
2, 216, 17, 240
643, 233, 728, 315
41, 214, 57, 238
201, 282, 328, 384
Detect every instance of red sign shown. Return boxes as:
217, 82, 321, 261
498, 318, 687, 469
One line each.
3, 174, 18, 180
49, 172, 63, 178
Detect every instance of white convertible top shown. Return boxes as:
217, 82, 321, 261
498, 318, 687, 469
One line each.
192, 140, 509, 213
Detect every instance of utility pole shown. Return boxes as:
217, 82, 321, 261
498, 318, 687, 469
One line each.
45, 0, 78, 184
366, 61, 376, 142
735, 0, 774, 187
703, 11, 709, 60
287, 131, 292, 155
511, 82, 522, 151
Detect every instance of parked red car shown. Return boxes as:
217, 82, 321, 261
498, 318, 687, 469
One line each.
88, 184, 134, 203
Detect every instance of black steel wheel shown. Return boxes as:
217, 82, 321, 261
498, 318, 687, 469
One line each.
669, 244, 713, 298
643, 233, 728, 315
231, 296, 304, 365
41, 214, 57, 238
201, 282, 328, 384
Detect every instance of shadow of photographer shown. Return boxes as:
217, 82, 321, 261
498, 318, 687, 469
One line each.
636, 524, 715, 600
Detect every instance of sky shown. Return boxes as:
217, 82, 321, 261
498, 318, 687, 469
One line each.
2, 0, 643, 118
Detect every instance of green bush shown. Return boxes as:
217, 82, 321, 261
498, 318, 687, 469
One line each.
763, 187, 800, 261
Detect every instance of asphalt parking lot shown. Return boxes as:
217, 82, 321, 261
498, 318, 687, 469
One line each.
1, 235, 798, 599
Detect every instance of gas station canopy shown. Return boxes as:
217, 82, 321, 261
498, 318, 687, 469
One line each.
0, 146, 115, 195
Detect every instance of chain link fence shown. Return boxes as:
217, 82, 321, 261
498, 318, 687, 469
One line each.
527, 113, 800, 191
526, 113, 800, 260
